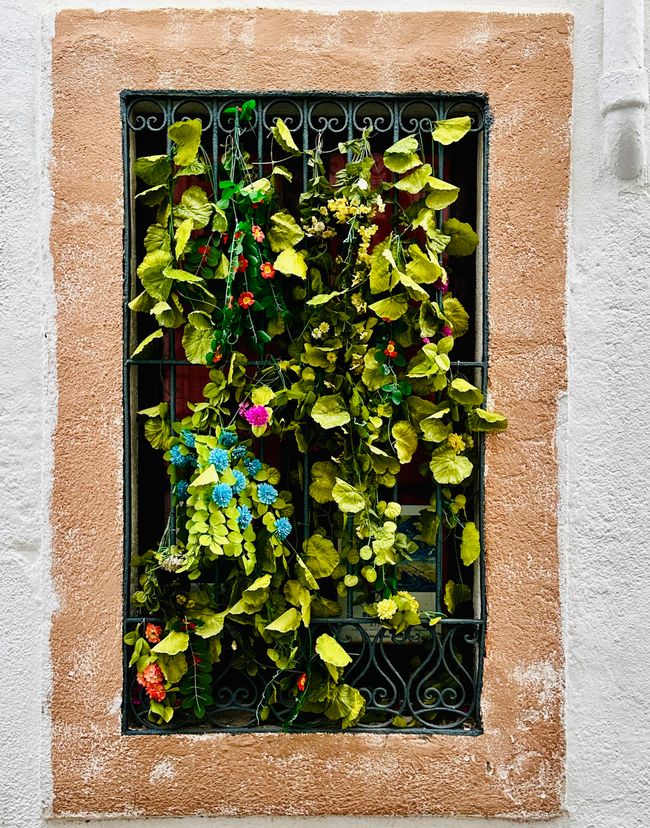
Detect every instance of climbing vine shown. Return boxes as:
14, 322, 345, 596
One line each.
125, 101, 506, 729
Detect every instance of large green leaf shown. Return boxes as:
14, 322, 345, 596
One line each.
182, 317, 213, 364
419, 413, 451, 442
325, 683, 365, 729
143, 223, 171, 253
309, 461, 338, 503
429, 446, 473, 484
193, 610, 227, 638
267, 211, 304, 252
271, 118, 301, 155
274, 247, 307, 279
442, 296, 469, 337
368, 294, 408, 321
425, 177, 460, 210
162, 266, 202, 284
150, 294, 184, 329
168, 118, 202, 167
131, 329, 163, 358
467, 408, 508, 432
175, 186, 212, 229
134, 154, 171, 187
315, 633, 352, 667
331, 478, 366, 513
152, 631, 189, 655
174, 218, 193, 258
432, 116, 472, 145
362, 350, 391, 391
383, 136, 421, 173
448, 377, 484, 406
442, 218, 479, 257
265, 607, 301, 633
398, 271, 429, 301
444, 579, 472, 613
128, 290, 157, 313
405, 246, 442, 284
391, 421, 418, 464
156, 652, 188, 683
303, 535, 339, 579
460, 521, 481, 566
394, 163, 432, 193
137, 248, 172, 300
310, 395, 351, 429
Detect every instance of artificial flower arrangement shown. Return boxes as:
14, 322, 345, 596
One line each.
124, 101, 507, 729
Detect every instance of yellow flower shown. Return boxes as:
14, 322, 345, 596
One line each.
447, 433, 466, 454
376, 598, 398, 620
397, 591, 420, 613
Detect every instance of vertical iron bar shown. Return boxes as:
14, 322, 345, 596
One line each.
165, 98, 177, 547
301, 98, 310, 550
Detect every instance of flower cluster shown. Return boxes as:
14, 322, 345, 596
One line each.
136, 662, 166, 702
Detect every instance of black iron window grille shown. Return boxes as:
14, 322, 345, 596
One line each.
122, 91, 489, 734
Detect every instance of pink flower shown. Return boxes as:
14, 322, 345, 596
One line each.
243, 405, 270, 427
441, 325, 453, 337
421, 337, 430, 344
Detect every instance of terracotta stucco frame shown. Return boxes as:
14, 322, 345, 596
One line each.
51, 9, 571, 819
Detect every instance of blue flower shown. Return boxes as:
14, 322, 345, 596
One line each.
219, 429, 238, 448
170, 445, 192, 467
232, 469, 246, 494
273, 517, 292, 540
237, 504, 253, 530
180, 429, 195, 448
176, 480, 189, 500
231, 444, 248, 462
245, 457, 262, 476
212, 483, 233, 507
257, 483, 278, 506
209, 448, 230, 472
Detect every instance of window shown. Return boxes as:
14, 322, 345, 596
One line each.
122, 92, 490, 734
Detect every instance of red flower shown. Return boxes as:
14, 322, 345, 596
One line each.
147, 683, 167, 702
381, 316, 392, 323
222, 234, 229, 245
236, 254, 249, 272
212, 347, 223, 364
198, 245, 210, 256
144, 623, 163, 644
260, 262, 275, 280
234, 230, 243, 240
193, 655, 202, 665
296, 672, 307, 692
238, 291, 255, 309
383, 340, 398, 358
252, 225, 265, 243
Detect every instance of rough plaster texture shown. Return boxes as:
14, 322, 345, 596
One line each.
0, 1, 647, 828
47, 7, 568, 820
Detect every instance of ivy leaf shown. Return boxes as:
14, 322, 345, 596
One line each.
152, 631, 189, 655
274, 247, 307, 279
325, 683, 365, 729
315, 633, 352, 668
442, 296, 470, 337
467, 408, 508, 432
405, 245, 442, 284
331, 478, 366, 513
444, 579, 472, 613
310, 395, 351, 429
303, 536, 339, 579
369, 294, 408, 321
448, 378, 484, 406
391, 421, 418, 464
394, 163, 432, 194
175, 185, 213, 229
144, 223, 171, 253
309, 460, 338, 503
267, 211, 304, 252
429, 446, 473, 484
271, 118, 302, 156
137, 248, 173, 300
265, 607, 301, 633
442, 218, 479, 257
174, 218, 193, 258
182, 316, 214, 364
419, 413, 451, 442
425, 177, 460, 210
362, 350, 391, 391
460, 521, 481, 566
383, 136, 421, 173
168, 118, 202, 167
131, 329, 163, 358
134, 154, 171, 187
156, 652, 188, 684
432, 116, 472, 145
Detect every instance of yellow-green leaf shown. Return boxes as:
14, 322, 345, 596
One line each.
331, 478, 366, 513
267, 211, 304, 252
432, 116, 472, 145
174, 218, 193, 257
265, 607, 301, 633
429, 446, 473, 485
156, 652, 188, 683
131, 329, 163, 358
315, 633, 352, 667
274, 247, 307, 279
394, 163, 432, 193
444, 579, 472, 613
303, 535, 339, 579
152, 631, 189, 655
460, 521, 481, 566
189, 465, 219, 488
467, 408, 508, 432
383, 135, 421, 173
271, 118, 302, 155
310, 395, 351, 429
442, 218, 479, 257
175, 185, 212, 230
442, 296, 470, 337
309, 460, 338, 503
425, 177, 460, 210
369, 294, 408, 321
448, 377, 484, 406
137, 248, 173, 300
405, 245, 442, 284
391, 421, 418, 464
134, 154, 171, 187
168, 118, 202, 166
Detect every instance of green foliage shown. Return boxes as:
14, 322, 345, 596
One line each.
126, 113, 506, 731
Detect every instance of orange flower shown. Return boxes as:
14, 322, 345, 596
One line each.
147, 683, 167, 702
141, 663, 164, 685
296, 672, 307, 692
144, 623, 163, 644
383, 340, 397, 358
236, 254, 249, 272
252, 225, 265, 243
212, 349, 223, 364
227, 295, 235, 310
238, 291, 255, 309
260, 262, 275, 280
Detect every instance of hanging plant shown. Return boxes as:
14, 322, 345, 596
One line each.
125, 103, 507, 729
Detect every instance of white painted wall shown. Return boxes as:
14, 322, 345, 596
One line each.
1, 0, 649, 826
